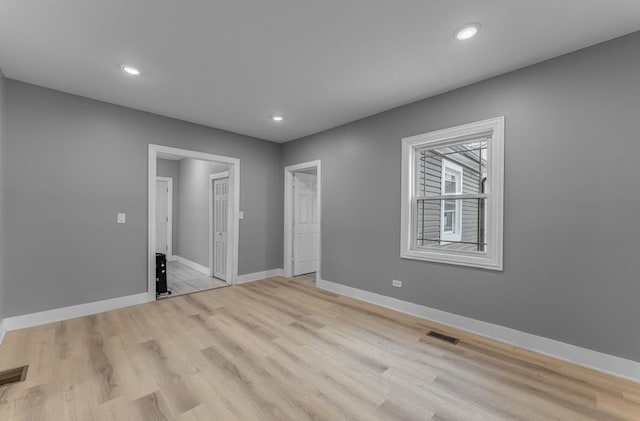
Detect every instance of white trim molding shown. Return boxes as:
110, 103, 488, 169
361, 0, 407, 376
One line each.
283, 160, 322, 285
209, 171, 230, 180
401, 116, 504, 271
149, 144, 241, 302
0, 324, 6, 346
173, 255, 211, 276
2, 293, 149, 332
236, 269, 284, 285
317, 278, 640, 384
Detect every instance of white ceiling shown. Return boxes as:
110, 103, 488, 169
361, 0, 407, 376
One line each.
1, 1, 639, 143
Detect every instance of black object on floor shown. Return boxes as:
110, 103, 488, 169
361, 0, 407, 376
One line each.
156, 253, 169, 295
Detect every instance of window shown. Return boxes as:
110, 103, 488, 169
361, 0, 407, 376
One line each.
401, 117, 504, 270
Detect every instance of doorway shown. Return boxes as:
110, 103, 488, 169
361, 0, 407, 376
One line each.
284, 160, 322, 284
148, 145, 240, 302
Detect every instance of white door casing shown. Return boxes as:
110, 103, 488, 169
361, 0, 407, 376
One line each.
155, 179, 169, 255
293, 172, 318, 275
213, 177, 229, 280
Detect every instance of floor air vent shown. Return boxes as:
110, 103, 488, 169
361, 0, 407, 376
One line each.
0, 365, 28, 387
427, 331, 460, 345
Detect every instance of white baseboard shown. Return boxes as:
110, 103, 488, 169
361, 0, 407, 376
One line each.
236, 268, 284, 285
0, 323, 6, 346
1, 293, 149, 332
173, 255, 210, 275
317, 279, 640, 384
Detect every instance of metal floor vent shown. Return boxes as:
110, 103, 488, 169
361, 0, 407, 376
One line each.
0, 365, 28, 387
427, 331, 460, 345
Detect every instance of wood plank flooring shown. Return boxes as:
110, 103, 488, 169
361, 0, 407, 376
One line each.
0, 276, 638, 420
163, 260, 227, 298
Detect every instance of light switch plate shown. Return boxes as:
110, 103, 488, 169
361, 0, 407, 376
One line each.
117, 213, 126, 224
238, 211, 244, 220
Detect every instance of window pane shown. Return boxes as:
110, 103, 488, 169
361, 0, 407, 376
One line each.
417, 139, 488, 196
443, 211, 454, 232
416, 199, 441, 243
416, 198, 487, 251
444, 178, 456, 194
417, 149, 442, 196
444, 200, 456, 211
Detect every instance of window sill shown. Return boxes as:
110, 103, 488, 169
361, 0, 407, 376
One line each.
400, 249, 503, 271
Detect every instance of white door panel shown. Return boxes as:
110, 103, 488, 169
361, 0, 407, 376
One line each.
293, 172, 318, 275
213, 177, 229, 281
156, 180, 169, 254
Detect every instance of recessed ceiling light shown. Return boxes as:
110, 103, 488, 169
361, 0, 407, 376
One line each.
272, 115, 284, 122
454, 23, 480, 41
120, 65, 141, 76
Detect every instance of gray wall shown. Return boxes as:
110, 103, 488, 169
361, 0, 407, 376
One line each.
4, 81, 283, 317
156, 158, 179, 254
282, 32, 640, 362
177, 158, 228, 267
0, 70, 6, 321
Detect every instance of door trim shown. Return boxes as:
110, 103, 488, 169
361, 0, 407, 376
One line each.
209, 171, 230, 282
149, 145, 240, 302
284, 160, 322, 284
156, 176, 173, 260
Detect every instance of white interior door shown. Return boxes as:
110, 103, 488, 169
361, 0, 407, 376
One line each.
213, 177, 229, 281
155, 180, 169, 254
293, 172, 318, 275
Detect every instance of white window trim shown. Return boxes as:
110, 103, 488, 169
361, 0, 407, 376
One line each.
400, 116, 504, 271
441, 159, 463, 242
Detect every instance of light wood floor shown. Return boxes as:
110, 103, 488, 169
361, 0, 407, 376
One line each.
162, 260, 227, 298
0, 276, 639, 420
294, 272, 316, 283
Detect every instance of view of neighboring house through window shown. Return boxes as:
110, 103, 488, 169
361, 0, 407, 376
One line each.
442, 159, 463, 242
402, 117, 504, 270
416, 142, 485, 250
